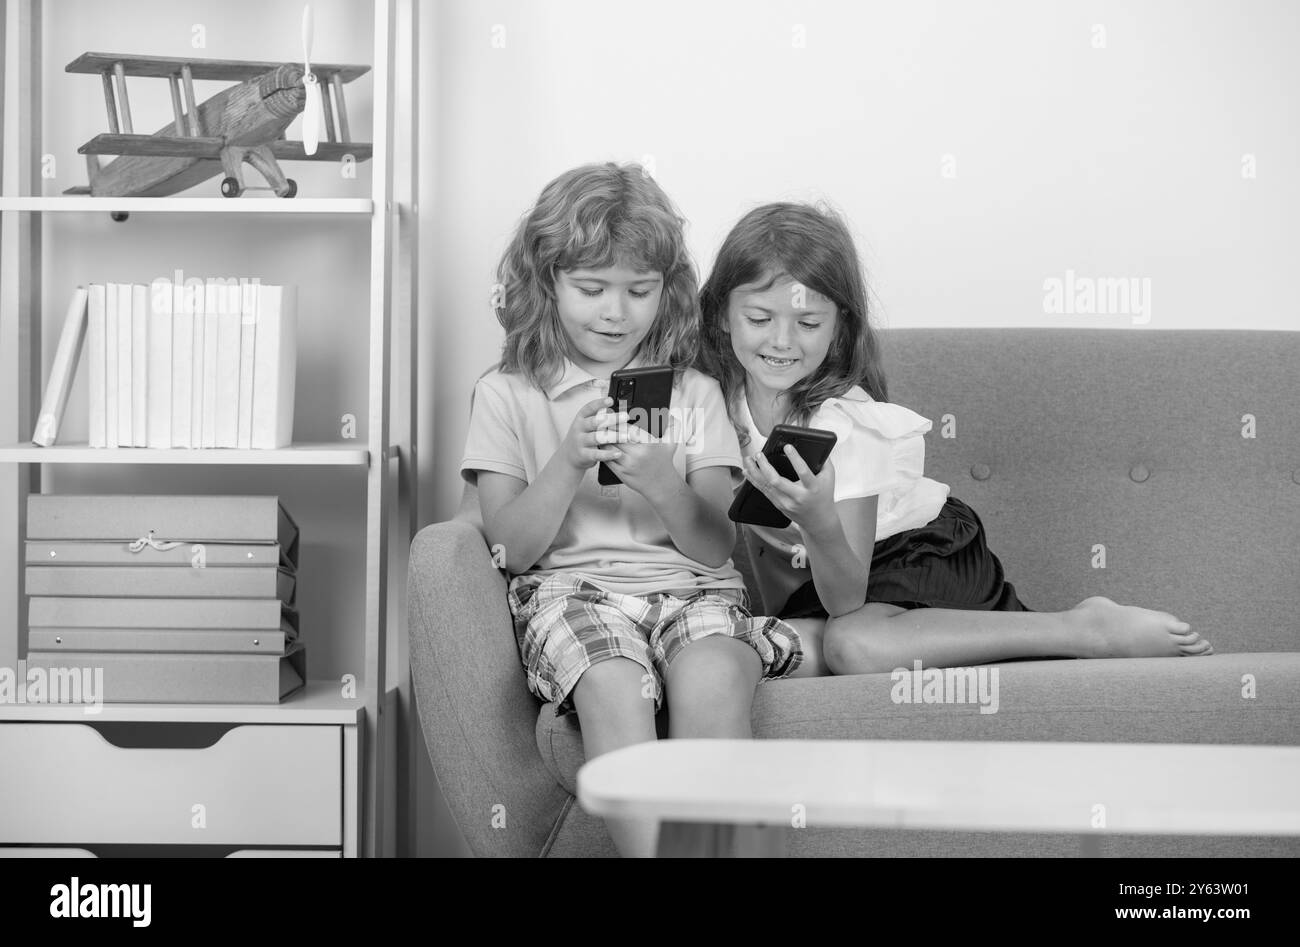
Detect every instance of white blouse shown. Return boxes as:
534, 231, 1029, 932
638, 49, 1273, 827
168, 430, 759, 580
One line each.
736, 386, 950, 614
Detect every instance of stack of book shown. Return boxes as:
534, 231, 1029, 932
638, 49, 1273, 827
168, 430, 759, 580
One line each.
31, 279, 297, 449
24, 494, 304, 704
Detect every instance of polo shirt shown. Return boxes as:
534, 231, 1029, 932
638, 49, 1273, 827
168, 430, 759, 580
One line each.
461, 358, 746, 597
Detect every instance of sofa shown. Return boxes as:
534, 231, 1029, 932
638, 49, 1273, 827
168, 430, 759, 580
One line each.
409, 328, 1300, 857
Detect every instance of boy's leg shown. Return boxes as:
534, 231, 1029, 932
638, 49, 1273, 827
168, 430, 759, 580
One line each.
664, 635, 763, 739
511, 575, 665, 858
570, 657, 660, 858
656, 591, 796, 739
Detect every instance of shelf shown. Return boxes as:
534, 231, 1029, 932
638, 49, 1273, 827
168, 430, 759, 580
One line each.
0, 680, 363, 724
0, 442, 370, 465
0, 197, 374, 215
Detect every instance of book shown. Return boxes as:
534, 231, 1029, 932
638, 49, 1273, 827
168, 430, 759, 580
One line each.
201, 279, 220, 447
131, 283, 148, 446
116, 282, 133, 446
28, 596, 296, 632
105, 282, 119, 448
27, 495, 300, 566
189, 278, 206, 449
32, 287, 89, 447
25, 565, 296, 602
87, 285, 106, 449
237, 279, 258, 449
27, 619, 294, 654
170, 279, 193, 448
251, 284, 297, 449
215, 278, 241, 448
26, 540, 291, 569
147, 280, 172, 449
24, 643, 306, 703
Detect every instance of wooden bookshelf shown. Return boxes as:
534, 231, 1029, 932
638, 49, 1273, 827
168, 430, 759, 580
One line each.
0, 196, 373, 214
0, 679, 361, 724
0, 443, 373, 465
0, 0, 416, 858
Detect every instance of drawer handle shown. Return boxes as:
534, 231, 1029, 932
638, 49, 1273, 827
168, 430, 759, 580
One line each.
86, 722, 238, 750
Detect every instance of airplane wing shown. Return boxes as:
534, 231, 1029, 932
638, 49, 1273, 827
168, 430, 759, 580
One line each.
78, 134, 375, 163
270, 142, 374, 162
67, 52, 369, 83
78, 134, 224, 158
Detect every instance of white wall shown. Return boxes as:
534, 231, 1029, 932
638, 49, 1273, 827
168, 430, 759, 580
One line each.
426, 0, 1300, 524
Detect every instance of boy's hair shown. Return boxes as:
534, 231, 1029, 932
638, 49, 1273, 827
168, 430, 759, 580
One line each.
696, 202, 889, 447
494, 162, 700, 390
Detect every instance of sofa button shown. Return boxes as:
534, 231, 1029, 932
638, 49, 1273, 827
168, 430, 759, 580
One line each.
970, 463, 991, 481
1130, 464, 1150, 483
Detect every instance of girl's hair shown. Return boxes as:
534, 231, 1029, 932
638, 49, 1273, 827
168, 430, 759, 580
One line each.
696, 202, 889, 447
494, 162, 700, 390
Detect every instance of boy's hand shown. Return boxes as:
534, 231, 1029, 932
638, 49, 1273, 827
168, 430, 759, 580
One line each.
604, 420, 681, 503
746, 446, 839, 537
561, 398, 627, 471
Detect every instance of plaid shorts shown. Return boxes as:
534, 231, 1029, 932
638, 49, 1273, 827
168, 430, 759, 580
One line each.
507, 573, 803, 715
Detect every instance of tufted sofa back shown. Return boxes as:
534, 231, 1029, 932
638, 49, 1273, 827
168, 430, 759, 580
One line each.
870, 329, 1299, 652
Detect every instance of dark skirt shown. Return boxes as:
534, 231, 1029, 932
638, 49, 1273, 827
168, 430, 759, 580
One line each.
778, 496, 1033, 620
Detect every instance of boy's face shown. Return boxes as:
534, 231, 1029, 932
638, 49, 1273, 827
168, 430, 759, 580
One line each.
554, 264, 664, 376
726, 274, 838, 397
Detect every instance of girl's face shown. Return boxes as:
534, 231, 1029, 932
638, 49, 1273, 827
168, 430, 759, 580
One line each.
726, 274, 838, 398
554, 264, 664, 376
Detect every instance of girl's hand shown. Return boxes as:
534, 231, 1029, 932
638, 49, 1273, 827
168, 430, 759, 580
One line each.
604, 421, 681, 503
561, 397, 628, 471
746, 446, 839, 537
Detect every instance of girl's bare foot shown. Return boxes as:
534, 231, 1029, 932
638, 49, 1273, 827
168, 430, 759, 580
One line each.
1068, 596, 1214, 658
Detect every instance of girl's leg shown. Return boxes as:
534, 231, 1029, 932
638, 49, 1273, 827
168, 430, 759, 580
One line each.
823, 596, 1213, 675
786, 618, 829, 678
570, 657, 660, 857
665, 635, 763, 738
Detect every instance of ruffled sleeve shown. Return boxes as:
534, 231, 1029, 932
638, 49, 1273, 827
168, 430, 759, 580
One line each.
813, 388, 934, 503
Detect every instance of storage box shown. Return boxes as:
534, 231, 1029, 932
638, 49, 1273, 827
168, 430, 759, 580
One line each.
27, 495, 299, 569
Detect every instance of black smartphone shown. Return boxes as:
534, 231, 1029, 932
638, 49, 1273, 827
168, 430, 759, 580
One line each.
597, 365, 675, 486
728, 424, 838, 527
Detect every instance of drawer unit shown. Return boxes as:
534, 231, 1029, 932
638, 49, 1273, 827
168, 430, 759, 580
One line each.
0, 723, 342, 847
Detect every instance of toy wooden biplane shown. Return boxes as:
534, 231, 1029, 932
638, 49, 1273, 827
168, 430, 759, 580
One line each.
64, 38, 371, 202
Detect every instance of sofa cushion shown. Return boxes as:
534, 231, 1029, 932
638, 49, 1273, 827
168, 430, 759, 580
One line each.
537, 652, 1300, 796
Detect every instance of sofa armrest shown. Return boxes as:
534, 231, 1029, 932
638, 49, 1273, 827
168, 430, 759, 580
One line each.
408, 518, 571, 857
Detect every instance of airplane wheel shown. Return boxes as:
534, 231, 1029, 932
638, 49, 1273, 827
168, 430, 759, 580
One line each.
283, 179, 298, 199
109, 212, 129, 223
220, 176, 242, 198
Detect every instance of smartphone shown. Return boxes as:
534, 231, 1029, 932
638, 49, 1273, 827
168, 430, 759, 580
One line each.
728, 424, 838, 527
597, 365, 675, 486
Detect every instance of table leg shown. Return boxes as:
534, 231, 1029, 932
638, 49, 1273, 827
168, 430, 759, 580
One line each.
657, 821, 786, 857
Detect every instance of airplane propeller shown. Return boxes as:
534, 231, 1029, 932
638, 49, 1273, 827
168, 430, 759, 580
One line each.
301, 4, 324, 156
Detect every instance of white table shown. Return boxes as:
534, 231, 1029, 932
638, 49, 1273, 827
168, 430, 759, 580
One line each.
577, 739, 1300, 857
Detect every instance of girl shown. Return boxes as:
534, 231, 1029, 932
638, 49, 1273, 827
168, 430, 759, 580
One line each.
460, 165, 802, 857
697, 202, 1214, 675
